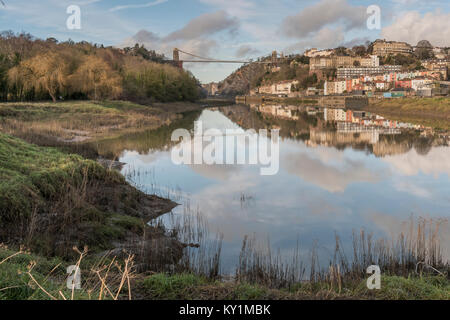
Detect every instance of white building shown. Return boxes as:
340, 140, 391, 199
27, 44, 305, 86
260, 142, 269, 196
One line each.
411, 79, 433, 91
360, 55, 380, 67
324, 80, 348, 95
258, 80, 299, 95
375, 81, 388, 90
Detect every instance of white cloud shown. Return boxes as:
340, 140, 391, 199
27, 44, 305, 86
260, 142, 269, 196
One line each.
382, 11, 450, 47
109, 0, 168, 12
198, 0, 256, 19
285, 27, 345, 54
235, 45, 260, 58
120, 10, 240, 64
281, 0, 366, 38
163, 10, 239, 42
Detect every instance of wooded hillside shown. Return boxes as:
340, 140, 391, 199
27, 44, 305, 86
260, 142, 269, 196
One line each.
0, 31, 201, 103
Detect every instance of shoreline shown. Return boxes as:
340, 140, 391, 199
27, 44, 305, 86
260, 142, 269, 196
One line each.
0, 100, 203, 274
237, 95, 450, 131
0, 99, 449, 300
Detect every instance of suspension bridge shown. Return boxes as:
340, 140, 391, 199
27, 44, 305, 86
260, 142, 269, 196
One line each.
171, 48, 282, 69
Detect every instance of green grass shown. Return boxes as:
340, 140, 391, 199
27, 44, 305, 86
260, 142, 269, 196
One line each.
1, 250, 448, 300
0, 246, 94, 300
141, 273, 208, 300
138, 273, 450, 300
0, 132, 119, 223
0, 132, 159, 257
368, 97, 450, 130
371, 276, 450, 300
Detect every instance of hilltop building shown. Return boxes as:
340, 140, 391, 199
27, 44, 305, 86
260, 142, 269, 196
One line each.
372, 39, 413, 57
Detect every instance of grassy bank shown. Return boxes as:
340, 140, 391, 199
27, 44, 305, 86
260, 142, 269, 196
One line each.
367, 97, 450, 131
137, 273, 450, 300
1, 246, 448, 300
0, 132, 179, 261
0, 245, 133, 300
0, 135, 448, 300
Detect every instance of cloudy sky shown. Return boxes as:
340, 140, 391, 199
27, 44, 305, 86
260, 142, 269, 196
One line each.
1, 0, 449, 82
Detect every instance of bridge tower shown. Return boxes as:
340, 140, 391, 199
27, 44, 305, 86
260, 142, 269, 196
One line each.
173, 48, 183, 69
271, 50, 278, 66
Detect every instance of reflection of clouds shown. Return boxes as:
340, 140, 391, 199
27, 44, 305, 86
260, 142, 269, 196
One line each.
121, 150, 163, 165
306, 199, 351, 218
316, 147, 344, 164
283, 151, 381, 193
394, 180, 431, 198
191, 172, 260, 241
118, 108, 450, 270
384, 147, 450, 177
196, 109, 242, 132
189, 164, 243, 181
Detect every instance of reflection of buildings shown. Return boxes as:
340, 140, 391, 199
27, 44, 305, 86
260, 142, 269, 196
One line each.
307, 125, 407, 153
227, 104, 442, 157
323, 108, 422, 130
308, 129, 381, 145
251, 104, 300, 120
337, 122, 401, 144
320, 107, 403, 144
324, 108, 346, 122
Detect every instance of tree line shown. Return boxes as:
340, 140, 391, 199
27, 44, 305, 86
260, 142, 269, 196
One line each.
0, 31, 201, 103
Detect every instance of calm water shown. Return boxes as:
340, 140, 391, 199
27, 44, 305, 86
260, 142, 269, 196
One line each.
108, 104, 450, 273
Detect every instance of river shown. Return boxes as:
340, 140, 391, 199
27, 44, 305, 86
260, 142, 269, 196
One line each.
103, 104, 450, 274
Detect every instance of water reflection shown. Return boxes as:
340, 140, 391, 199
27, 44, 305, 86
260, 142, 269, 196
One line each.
98, 104, 450, 273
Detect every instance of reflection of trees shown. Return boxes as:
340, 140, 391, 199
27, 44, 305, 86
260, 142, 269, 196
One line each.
219, 105, 322, 141
414, 137, 433, 155
95, 110, 201, 159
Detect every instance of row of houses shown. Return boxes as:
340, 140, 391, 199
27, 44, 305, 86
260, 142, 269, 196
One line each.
336, 65, 402, 78
256, 80, 299, 95
310, 55, 380, 71
324, 68, 447, 96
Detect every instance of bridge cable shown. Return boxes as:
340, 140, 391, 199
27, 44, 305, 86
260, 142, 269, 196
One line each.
177, 49, 217, 61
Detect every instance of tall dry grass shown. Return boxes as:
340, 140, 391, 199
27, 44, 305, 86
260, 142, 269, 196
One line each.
237, 217, 449, 289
